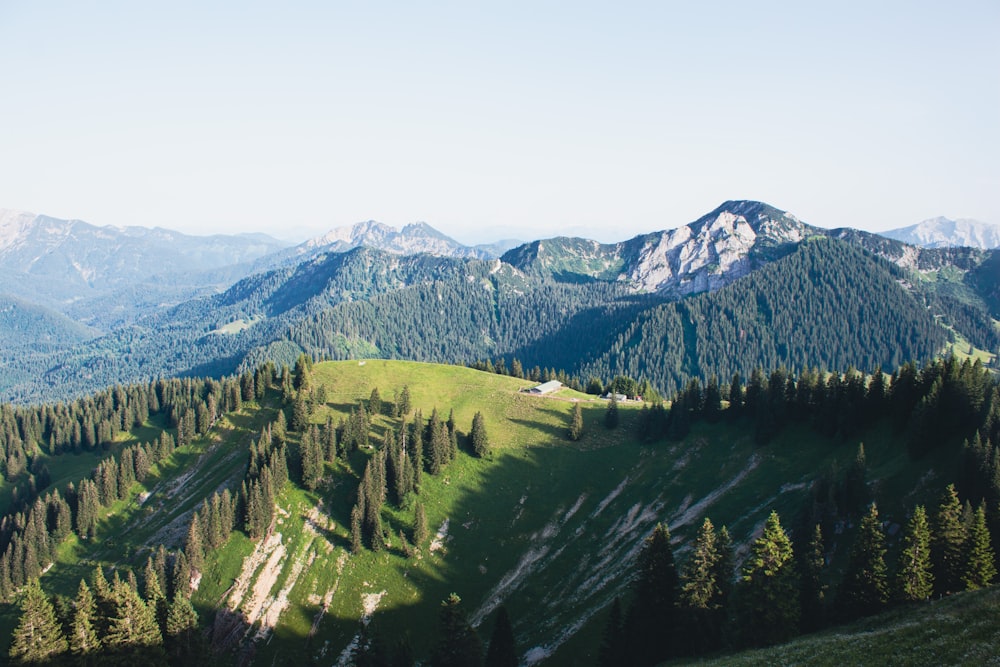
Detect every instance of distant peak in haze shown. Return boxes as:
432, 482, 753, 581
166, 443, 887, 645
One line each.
297, 219, 500, 259
880, 216, 1000, 249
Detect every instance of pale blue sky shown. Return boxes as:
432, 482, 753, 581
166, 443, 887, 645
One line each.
1, 1, 997, 243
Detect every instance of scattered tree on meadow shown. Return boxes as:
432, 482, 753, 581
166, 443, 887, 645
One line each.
568, 403, 584, 441
598, 597, 625, 667
471, 411, 490, 458
605, 393, 619, 429
798, 523, 826, 632
70, 580, 102, 662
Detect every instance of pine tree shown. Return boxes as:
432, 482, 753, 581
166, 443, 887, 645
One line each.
799, 523, 827, 631
471, 411, 489, 458
9, 579, 68, 665
106, 579, 166, 664
838, 503, 889, 620
896, 505, 934, 602
962, 503, 997, 590
598, 597, 625, 667
165, 593, 202, 664
625, 523, 679, 665
568, 402, 584, 441
70, 579, 101, 661
737, 510, 799, 647
414, 501, 429, 548
484, 606, 517, 667
398, 385, 412, 416
369, 387, 383, 416
605, 393, 619, 429
430, 594, 483, 667
350, 502, 364, 554
185, 513, 205, 572
679, 517, 723, 654
932, 484, 967, 595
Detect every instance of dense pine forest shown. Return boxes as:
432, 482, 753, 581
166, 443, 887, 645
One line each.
1, 351, 998, 664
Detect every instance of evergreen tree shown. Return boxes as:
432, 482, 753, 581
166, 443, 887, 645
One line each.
679, 517, 723, 654
185, 513, 205, 572
736, 510, 799, 647
398, 385, 412, 416
106, 579, 166, 665
625, 522, 679, 666
165, 593, 202, 664
842, 443, 869, 516
69, 579, 101, 662
369, 387, 383, 416
962, 503, 996, 591
932, 484, 967, 596
568, 403, 584, 441
838, 503, 889, 620
896, 505, 934, 602
598, 597, 625, 667
430, 593, 483, 667
798, 523, 827, 632
9, 579, 68, 665
414, 501, 429, 548
471, 411, 490, 458
484, 606, 517, 667
605, 393, 619, 429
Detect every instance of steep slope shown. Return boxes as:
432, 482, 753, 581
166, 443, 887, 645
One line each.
881, 216, 1000, 249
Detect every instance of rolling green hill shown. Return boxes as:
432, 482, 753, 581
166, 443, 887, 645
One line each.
4, 358, 992, 665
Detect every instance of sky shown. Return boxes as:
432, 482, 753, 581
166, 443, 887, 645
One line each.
0, 2, 997, 245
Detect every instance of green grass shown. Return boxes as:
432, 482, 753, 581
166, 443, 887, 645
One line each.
679, 587, 1000, 667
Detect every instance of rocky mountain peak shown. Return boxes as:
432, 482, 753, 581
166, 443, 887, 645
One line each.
881, 216, 1000, 249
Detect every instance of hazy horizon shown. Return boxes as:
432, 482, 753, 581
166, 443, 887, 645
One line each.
1, 2, 997, 245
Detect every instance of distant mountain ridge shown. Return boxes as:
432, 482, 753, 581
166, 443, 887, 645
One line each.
268, 220, 518, 266
880, 217, 1000, 249
502, 200, 816, 296
0, 208, 290, 327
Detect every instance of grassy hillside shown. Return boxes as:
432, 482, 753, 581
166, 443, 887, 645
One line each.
681, 586, 1000, 667
1, 360, 970, 664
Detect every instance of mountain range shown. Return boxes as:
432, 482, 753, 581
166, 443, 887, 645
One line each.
882, 216, 1000, 249
0, 201, 997, 403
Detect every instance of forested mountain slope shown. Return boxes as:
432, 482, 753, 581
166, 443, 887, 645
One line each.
1, 357, 997, 665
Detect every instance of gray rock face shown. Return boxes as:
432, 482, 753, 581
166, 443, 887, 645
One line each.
293, 220, 499, 260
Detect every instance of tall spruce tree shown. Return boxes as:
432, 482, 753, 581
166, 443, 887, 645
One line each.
838, 503, 889, 620
737, 510, 799, 647
605, 393, 619, 429
896, 505, 934, 602
9, 579, 68, 665
798, 523, 827, 632
598, 597, 625, 667
471, 411, 490, 458
69, 579, 101, 662
106, 579, 166, 664
625, 522, 679, 666
962, 503, 997, 590
568, 403, 584, 441
680, 517, 723, 655
430, 594, 483, 667
932, 484, 967, 596
165, 593, 203, 665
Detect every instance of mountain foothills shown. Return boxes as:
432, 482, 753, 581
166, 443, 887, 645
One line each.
1, 200, 999, 664
0, 200, 998, 405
